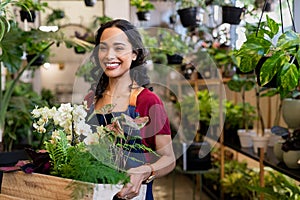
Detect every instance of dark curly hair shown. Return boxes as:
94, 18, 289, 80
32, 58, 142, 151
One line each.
89, 19, 151, 101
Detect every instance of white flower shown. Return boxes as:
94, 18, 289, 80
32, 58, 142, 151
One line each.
75, 120, 93, 136
83, 133, 99, 145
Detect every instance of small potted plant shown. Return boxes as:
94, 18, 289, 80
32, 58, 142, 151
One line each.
45, 8, 65, 26
16, 0, 48, 22
227, 74, 257, 148
130, 0, 155, 21
174, 0, 206, 27
158, 29, 191, 65
271, 126, 300, 169
22, 29, 54, 66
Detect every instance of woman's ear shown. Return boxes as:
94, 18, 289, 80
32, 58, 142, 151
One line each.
132, 51, 137, 61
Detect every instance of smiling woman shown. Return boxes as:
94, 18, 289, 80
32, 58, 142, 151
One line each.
85, 19, 176, 200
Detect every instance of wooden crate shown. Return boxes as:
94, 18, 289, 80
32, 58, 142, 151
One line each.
1, 171, 146, 200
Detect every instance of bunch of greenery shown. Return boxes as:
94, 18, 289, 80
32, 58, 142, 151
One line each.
204, 154, 300, 200
16, 0, 48, 11
177, 90, 220, 127
174, 0, 206, 10
3, 81, 48, 151
24, 103, 156, 198
158, 29, 191, 56
130, 0, 155, 12
235, 15, 300, 99
224, 100, 256, 132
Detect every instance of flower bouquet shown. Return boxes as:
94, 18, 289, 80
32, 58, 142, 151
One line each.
1, 102, 152, 199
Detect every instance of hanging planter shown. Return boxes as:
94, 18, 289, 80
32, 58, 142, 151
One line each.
177, 7, 200, 27
19, 10, 36, 22
84, 0, 96, 7
26, 54, 46, 66
167, 54, 183, 65
222, 6, 244, 25
136, 11, 151, 21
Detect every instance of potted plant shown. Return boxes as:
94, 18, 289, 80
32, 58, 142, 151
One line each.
45, 8, 65, 26
223, 100, 256, 147
271, 126, 300, 169
23, 29, 53, 67
235, 15, 300, 99
158, 29, 191, 65
174, 0, 206, 27
1, 103, 150, 199
16, 0, 48, 22
130, 0, 155, 21
227, 74, 257, 148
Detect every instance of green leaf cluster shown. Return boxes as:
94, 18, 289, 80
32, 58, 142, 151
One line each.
45, 131, 129, 185
178, 90, 220, 127
175, 0, 206, 10
130, 0, 155, 12
16, 0, 48, 11
235, 16, 300, 98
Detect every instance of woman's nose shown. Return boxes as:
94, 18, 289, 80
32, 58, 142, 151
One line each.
106, 48, 116, 59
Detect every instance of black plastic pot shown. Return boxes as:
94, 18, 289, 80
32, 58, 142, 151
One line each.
167, 54, 183, 65
222, 6, 244, 25
26, 54, 46, 66
84, 0, 96, 7
136, 11, 151, 21
181, 141, 212, 171
19, 10, 36, 22
177, 7, 200, 28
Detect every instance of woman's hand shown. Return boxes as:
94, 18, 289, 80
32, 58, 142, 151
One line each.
116, 165, 152, 199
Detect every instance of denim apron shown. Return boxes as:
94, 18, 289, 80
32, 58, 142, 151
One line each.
87, 88, 153, 200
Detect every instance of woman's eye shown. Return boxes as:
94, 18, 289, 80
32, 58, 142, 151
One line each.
115, 46, 124, 51
99, 45, 107, 51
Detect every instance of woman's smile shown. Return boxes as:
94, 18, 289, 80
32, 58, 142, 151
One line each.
105, 62, 121, 70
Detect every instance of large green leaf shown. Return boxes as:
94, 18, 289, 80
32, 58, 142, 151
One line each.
238, 55, 261, 72
279, 62, 298, 96
265, 15, 280, 39
259, 51, 289, 86
277, 30, 300, 50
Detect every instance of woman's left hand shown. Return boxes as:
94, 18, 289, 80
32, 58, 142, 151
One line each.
116, 165, 152, 199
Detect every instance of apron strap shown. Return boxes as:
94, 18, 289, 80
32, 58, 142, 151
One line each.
129, 87, 144, 107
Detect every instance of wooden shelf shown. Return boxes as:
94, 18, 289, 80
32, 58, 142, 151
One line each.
224, 142, 300, 181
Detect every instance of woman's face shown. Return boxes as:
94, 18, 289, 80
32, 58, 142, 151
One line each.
98, 27, 137, 78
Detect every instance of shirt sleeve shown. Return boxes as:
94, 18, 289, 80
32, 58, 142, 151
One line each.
135, 89, 171, 150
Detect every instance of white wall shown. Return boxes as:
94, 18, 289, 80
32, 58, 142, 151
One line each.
104, 0, 130, 20
295, 0, 300, 32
